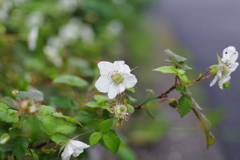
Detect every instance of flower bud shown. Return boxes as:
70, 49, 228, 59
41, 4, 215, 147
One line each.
168, 98, 178, 108
223, 82, 231, 89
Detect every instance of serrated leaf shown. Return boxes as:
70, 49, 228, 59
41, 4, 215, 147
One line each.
0, 109, 19, 123
53, 75, 88, 87
85, 101, 99, 108
89, 132, 102, 146
126, 87, 136, 93
0, 97, 18, 109
94, 95, 109, 103
52, 96, 74, 109
0, 144, 11, 152
16, 91, 43, 102
127, 104, 134, 114
103, 132, 120, 154
164, 49, 187, 62
177, 94, 193, 117
11, 136, 28, 159
51, 133, 68, 144
153, 66, 178, 74
99, 119, 114, 133
38, 105, 54, 115
52, 112, 81, 125
178, 74, 189, 83
76, 111, 99, 124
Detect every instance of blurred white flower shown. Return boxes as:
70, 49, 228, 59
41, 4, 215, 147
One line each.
26, 12, 44, 51
107, 20, 123, 36
80, 24, 94, 43
110, 103, 130, 121
28, 26, 39, 51
59, 18, 94, 44
44, 45, 63, 67
61, 140, 90, 160
59, 18, 82, 44
95, 61, 137, 99
210, 46, 239, 89
57, 0, 78, 12
0, 1, 12, 21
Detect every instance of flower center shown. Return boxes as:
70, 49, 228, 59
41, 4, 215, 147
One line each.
111, 73, 124, 84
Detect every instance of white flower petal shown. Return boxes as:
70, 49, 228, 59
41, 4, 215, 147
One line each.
210, 75, 218, 87
123, 74, 137, 88
108, 84, 119, 99
95, 76, 111, 93
113, 61, 125, 72
123, 64, 131, 73
98, 61, 114, 75
229, 62, 239, 72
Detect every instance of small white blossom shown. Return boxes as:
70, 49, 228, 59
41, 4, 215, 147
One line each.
61, 140, 90, 160
95, 61, 137, 99
110, 103, 130, 121
210, 46, 239, 89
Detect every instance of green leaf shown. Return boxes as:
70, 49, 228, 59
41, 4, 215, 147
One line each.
177, 61, 192, 70
164, 49, 187, 62
146, 109, 155, 120
51, 133, 68, 144
99, 119, 114, 133
103, 132, 120, 154
192, 106, 215, 148
176, 86, 191, 94
177, 94, 193, 117
0, 109, 19, 123
178, 74, 189, 83
0, 144, 11, 152
0, 97, 18, 109
52, 112, 81, 125
52, 96, 77, 109
0, 102, 8, 112
89, 132, 102, 146
94, 95, 109, 103
38, 105, 54, 115
126, 104, 134, 114
126, 87, 136, 93
76, 111, 99, 124
0, 133, 11, 144
153, 66, 185, 76
16, 91, 43, 102
11, 136, 28, 159
85, 101, 99, 108
53, 75, 88, 87
117, 145, 138, 160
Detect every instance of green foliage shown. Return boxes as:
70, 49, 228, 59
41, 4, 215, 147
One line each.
126, 104, 135, 114
153, 66, 185, 75
99, 118, 114, 133
11, 136, 29, 159
52, 112, 81, 125
52, 95, 79, 109
89, 132, 102, 146
177, 94, 193, 117
16, 91, 43, 102
164, 49, 192, 70
0, 97, 18, 109
51, 133, 68, 144
103, 132, 121, 154
0, 108, 19, 123
53, 75, 88, 88
0, 133, 11, 145
176, 86, 191, 94
117, 145, 138, 160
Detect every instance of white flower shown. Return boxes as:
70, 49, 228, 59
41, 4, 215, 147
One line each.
210, 46, 239, 89
110, 103, 130, 121
95, 61, 137, 99
61, 140, 90, 160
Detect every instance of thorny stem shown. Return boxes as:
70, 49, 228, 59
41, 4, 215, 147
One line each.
135, 69, 213, 109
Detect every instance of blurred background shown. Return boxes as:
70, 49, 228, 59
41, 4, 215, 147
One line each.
1, 0, 240, 159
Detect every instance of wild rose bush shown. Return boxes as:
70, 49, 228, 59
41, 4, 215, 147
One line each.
0, 0, 238, 160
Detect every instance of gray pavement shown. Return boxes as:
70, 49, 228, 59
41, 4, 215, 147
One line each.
150, 0, 240, 159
